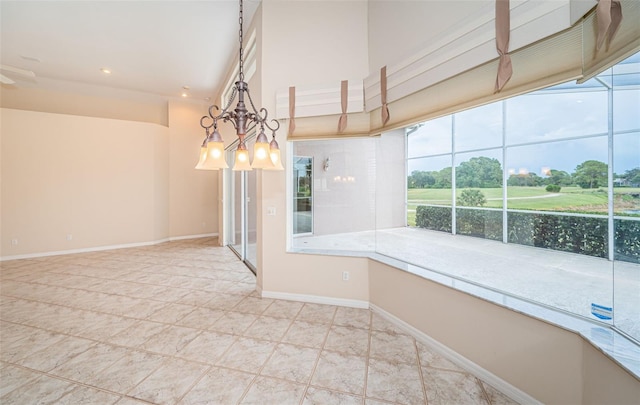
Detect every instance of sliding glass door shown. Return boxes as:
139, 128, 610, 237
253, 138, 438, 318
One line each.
245, 167, 257, 269
225, 142, 257, 273
293, 156, 313, 235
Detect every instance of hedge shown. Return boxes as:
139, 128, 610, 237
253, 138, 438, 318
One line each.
507, 212, 608, 258
455, 209, 502, 241
614, 219, 640, 263
414, 205, 640, 263
415, 206, 451, 232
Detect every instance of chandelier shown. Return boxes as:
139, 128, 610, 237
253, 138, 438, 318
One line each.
195, 0, 283, 171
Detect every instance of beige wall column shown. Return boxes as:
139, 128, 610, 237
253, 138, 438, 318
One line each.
168, 100, 219, 239
256, 0, 371, 301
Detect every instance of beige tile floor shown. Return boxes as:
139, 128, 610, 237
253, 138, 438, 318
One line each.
1, 237, 519, 405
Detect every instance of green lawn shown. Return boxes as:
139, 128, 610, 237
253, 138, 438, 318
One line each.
407, 187, 640, 226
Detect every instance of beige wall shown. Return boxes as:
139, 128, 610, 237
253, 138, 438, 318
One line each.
168, 100, 219, 238
1, 108, 169, 257
582, 341, 640, 404
152, 117, 170, 242
0, 82, 168, 126
367, 1, 491, 72
369, 260, 640, 404
1, 97, 217, 258
255, 0, 371, 300
375, 129, 406, 229
261, 0, 369, 89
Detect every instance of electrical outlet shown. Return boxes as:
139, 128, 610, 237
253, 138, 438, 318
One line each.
11, 239, 18, 246
66, 234, 73, 241
267, 207, 276, 216
342, 271, 350, 281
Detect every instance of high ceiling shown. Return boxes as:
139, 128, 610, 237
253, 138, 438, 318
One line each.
0, 0, 259, 101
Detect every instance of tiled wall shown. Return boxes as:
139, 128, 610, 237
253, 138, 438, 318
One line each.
294, 132, 405, 236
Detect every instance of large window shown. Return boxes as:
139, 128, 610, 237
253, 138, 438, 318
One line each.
407, 53, 639, 340
289, 53, 640, 344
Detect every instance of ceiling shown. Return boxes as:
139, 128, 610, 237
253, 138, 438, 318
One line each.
0, 0, 259, 102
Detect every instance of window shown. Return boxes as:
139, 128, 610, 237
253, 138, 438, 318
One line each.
407, 53, 639, 339
289, 52, 640, 345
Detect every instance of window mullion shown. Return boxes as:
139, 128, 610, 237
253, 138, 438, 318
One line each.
451, 115, 457, 235
607, 86, 615, 261
502, 100, 508, 244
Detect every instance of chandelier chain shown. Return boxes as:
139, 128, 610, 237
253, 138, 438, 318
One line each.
238, 0, 244, 83
223, 86, 238, 115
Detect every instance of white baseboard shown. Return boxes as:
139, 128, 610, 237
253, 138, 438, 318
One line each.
260, 290, 369, 309
0, 233, 218, 262
369, 304, 542, 405
0, 239, 168, 261
168, 233, 218, 241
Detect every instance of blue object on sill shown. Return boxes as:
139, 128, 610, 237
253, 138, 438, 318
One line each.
591, 303, 613, 320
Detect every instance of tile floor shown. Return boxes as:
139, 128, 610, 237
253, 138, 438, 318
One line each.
1, 237, 519, 404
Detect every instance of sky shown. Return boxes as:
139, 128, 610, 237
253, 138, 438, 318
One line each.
407, 63, 640, 176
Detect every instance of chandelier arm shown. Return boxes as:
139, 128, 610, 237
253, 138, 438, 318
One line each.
208, 104, 224, 120
245, 88, 280, 133
200, 115, 215, 130
247, 112, 260, 125
264, 118, 281, 132
221, 111, 239, 131
247, 122, 258, 134
256, 108, 268, 122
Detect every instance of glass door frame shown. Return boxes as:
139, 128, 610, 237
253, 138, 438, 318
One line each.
224, 134, 258, 275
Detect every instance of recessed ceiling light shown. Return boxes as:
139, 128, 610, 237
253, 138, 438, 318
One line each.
100, 68, 112, 74
181, 92, 189, 98
182, 85, 190, 90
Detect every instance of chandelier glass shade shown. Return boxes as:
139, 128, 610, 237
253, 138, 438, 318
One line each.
266, 136, 284, 171
195, 127, 228, 170
196, 0, 283, 171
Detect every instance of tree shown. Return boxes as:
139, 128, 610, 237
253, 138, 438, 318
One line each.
457, 189, 487, 206
456, 157, 503, 188
546, 169, 573, 186
408, 168, 454, 189
623, 168, 640, 186
507, 172, 544, 187
574, 160, 608, 189
434, 167, 452, 188
408, 170, 437, 188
